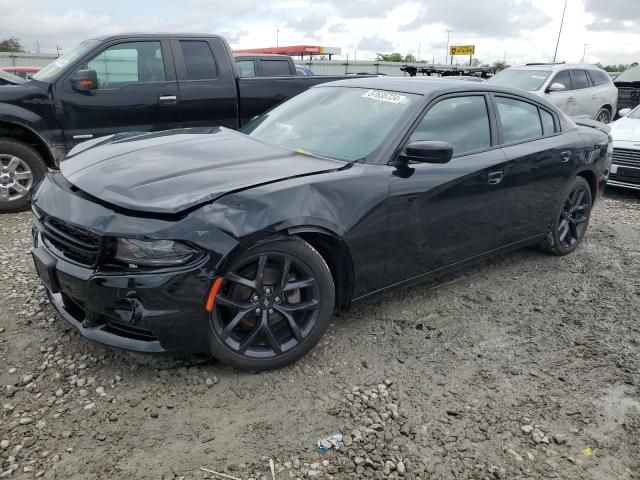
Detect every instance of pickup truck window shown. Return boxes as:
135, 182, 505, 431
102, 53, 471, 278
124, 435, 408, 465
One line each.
236, 60, 256, 77
33, 40, 101, 82
180, 41, 218, 80
260, 60, 292, 76
86, 41, 165, 89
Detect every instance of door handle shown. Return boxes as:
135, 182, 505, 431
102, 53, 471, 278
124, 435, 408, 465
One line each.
158, 94, 177, 104
487, 171, 503, 185
560, 151, 572, 163
568, 96, 576, 102
591, 95, 598, 99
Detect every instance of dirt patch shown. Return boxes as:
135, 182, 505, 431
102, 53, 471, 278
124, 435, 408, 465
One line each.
1, 188, 639, 479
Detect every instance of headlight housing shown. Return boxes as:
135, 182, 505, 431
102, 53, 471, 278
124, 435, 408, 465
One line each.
111, 238, 200, 268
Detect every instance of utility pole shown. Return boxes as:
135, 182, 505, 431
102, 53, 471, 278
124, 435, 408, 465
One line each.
417, 43, 421, 62
553, 0, 568, 63
276, 28, 280, 48
581, 43, 588, 63
446, 30, 452, 66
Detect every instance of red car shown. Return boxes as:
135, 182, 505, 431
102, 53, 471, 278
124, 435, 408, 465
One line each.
1, 66, 41, 79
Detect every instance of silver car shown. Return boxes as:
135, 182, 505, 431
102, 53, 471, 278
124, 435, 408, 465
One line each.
488, 64, 618, 123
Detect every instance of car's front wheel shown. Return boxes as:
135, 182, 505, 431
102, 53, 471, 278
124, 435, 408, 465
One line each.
543, 176, 593, 256
208, 237, 335, 371
595, 107, 611, 124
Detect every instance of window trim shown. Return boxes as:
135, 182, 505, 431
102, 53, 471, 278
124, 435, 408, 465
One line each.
490, 93, 561, 148
62, 39, 174, 93
392, 92, 499, 163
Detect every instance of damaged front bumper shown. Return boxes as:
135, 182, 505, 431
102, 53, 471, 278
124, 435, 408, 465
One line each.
29, 173, 240, 355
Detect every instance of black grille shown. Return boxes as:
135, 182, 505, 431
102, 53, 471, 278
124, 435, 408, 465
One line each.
617, 87, 640, 110
612, 148, 640, 168
103, 322, 158, 342
42, 217, 100, 266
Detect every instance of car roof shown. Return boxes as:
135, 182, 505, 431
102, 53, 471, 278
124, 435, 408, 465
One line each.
508, 63, 605, 72
90, 33, 225, 41
317, 76, 544, 100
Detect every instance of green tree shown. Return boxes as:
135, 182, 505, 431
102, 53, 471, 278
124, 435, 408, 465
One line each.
376, 53, 418, 62
0, 37, 25, 53
492, 60, 508, 70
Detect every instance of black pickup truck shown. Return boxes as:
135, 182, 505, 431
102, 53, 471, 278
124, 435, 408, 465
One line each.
0, 33, 356, 212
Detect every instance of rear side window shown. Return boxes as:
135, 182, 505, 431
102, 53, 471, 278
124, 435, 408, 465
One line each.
259, 59, 292, 76
550, 70, 571, 90
410, 96, 491, 156
571, 70, 590, 90
540, 109, 555, 135
180, 41, 218, 80
588, 69, 611, 86
495, 97, 543, 144
236, 59, 256, 77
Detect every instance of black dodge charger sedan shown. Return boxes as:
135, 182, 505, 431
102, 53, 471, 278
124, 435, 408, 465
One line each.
30, 78, 612, 370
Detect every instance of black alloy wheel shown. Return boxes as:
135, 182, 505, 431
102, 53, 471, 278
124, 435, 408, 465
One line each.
209, 237, 335, 370
543, 176, 592, 256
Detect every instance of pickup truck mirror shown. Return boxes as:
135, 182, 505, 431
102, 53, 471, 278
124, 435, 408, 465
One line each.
547, 82, 566, 93
71, 69, 98, 92
400, 141, 453, 164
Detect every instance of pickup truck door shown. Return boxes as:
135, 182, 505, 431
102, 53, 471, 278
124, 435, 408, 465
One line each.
170, 38, 239, 130
55, 39, 181, 148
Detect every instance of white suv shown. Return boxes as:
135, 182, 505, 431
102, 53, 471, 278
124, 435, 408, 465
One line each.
488, 64, 618, 123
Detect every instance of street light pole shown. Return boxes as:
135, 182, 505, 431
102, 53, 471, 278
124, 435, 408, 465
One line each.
581, 43, 588, 63
417, 42, 421, 62
445, 30, 452, 66
276, 28, 280, 48
552, 0, 568, 63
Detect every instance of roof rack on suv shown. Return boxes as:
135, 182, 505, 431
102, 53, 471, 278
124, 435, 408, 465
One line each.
525, 62, 566, 66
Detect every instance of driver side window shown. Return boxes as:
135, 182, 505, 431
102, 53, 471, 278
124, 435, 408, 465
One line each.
83, 41, 165, 89
409, 96, 491, 156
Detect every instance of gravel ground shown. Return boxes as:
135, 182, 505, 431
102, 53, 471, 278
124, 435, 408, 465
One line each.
0, 188, 639, 480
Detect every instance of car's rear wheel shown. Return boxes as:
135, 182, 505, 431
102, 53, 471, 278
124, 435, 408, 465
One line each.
595, 107, 611, 124
0, 139, 46, 213
543, 176, 592, 256
208, 237, 335, 371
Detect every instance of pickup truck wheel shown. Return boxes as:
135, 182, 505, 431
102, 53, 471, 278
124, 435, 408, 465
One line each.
0, 139, 46, 213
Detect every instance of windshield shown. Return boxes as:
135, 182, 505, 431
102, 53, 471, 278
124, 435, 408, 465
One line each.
628, 106, 640, 119
242, 86, 418, 161
487, 69, 551, 91
615, 67, 640, 83
33, 40, 101, 82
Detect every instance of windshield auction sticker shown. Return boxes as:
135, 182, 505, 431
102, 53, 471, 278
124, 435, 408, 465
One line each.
362, 90, 407, 104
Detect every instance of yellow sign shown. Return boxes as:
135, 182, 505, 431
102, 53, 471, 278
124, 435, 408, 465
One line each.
449, 45, 475, 56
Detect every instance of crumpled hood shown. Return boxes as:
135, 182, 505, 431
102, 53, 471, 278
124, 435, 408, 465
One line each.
610, 117, 640, 142
60, 127, 346, 215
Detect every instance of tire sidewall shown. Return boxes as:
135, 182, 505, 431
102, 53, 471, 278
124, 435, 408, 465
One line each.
207, 237, 335, 371
0, 139, 46, 213
550, 177, 592, 255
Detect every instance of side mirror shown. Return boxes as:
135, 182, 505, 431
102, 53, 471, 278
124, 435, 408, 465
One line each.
618, 108, 632, 117
547, 82, 566, 93
71, 69, 98, 92
400, 141, 453, 164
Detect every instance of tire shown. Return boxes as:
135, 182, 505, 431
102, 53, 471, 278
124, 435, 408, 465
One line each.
595, 107, 611, 124
208, 236, 335, 371
0, 138, 46, 213
541, 176, 593, 256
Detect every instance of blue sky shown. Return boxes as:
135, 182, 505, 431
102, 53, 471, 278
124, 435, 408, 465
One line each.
1, 0, 639, 65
